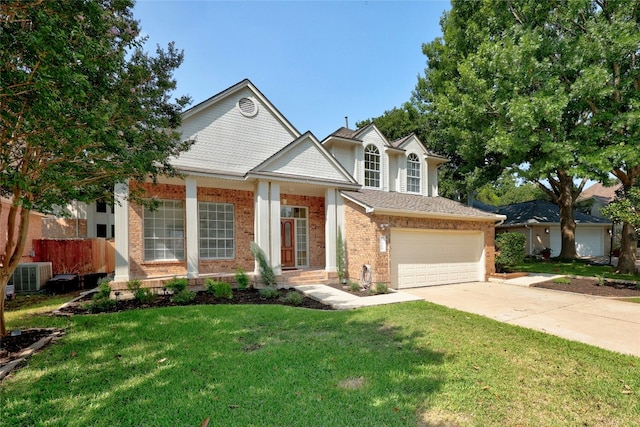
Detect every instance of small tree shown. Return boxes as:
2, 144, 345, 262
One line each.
0, 0, 192, 336
250, 242, 277, 287
601, 186, 639, 273
495, 233, 526, 273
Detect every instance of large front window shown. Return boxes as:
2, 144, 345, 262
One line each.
199, 202, 235, 259
407, 153, 421, 193
143, 200, 185, 261
364, 144, 380, 188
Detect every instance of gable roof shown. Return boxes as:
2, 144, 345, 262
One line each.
576, 182, 621, 205
182, 79, 300, 136
390, 133, 449, 163
341, 189, 505, 221
496, 200, 611, 226
249, 131, 359, 188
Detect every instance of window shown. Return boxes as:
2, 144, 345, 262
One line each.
143, 200, 185, 261
199, 202, 234, 259
364, 145, 380, 188
96, 224, 107, 238
96, 200, 107, 213
407, 153, 421, 193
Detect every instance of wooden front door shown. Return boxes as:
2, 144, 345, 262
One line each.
281, 219, 295, 268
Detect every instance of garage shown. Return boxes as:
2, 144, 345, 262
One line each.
550, 227, 604, 257
391, 229, 485, 289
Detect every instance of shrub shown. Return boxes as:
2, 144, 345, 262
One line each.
281, 291, 303, 305
495, 232, 526, 272
205, 279, 233, 299
170, 289, 196, 304
347, 280, 361, 292
552, 277, 571, 285
127, 279, 157, 304
259, 286, 280, 299
336, 228, 346, 283
165, 277, 188, 293
95, 278, 112, 299
250, 242, 277, 287
595, 274, 606, 286
86, 297, 116, 313
86, 279, 116, 312
368, 282, 389, 295
235, 267, 250, 290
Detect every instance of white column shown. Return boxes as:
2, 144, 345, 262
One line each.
254, 181, 270, 276
269, 182, 281, 275
185, 177, 199, 279
113, 182, 130, 282
325, 188, 337, 273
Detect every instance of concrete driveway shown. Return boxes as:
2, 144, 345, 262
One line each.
402, 281, 640, 357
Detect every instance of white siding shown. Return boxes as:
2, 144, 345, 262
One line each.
174, 87, 298, 175
262, 137, 349, 182
330, 145, 355, 177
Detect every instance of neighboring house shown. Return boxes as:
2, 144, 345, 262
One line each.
492, 200, 612, 257
112, 79, 505, 289
575, 182, 621, 217
42, 200, 115, 239
0, 198, 44, 263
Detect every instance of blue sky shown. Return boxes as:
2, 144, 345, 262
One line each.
133, 0, 450, 139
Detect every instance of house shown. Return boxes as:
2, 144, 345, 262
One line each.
41, 200, 115, 239
575, 182, 621, 217
493, 200, 612, 257
0, 197, 45, 263
112, 79, 505, 289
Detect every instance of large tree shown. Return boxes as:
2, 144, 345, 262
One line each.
0, 0, 193, 336
415, 0, 639, 262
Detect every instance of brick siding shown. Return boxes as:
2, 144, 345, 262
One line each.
343, 199, 496, 285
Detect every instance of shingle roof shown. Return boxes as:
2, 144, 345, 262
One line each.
341, 189, 503, 220
576, 182, 621, 204
496, 200, 611, 226
328, 127, 359, 140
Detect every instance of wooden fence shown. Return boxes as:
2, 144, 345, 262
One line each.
33, 238, 115, 276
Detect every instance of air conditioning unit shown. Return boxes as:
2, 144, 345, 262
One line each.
10, 262, 53, 293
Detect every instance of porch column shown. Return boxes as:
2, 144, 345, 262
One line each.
185, 177, 199, 279
325, 188, 337, 273
254, 181, 270, 276
113, 182, 130, 282
269, 182, 281, 275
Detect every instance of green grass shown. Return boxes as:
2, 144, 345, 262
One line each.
623, 298, 640, 304
513, 258, 640, 282
2, 301, 639, 426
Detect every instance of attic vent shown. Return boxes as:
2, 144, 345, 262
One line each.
238, 97, 258, 117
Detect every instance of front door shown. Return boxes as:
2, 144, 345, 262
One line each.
281, 219, 295, 268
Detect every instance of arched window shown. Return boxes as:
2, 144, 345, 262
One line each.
364, 145, 380, 188
407, 153, 421, 193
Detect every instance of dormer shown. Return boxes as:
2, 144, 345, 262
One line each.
322, 124, 447, 196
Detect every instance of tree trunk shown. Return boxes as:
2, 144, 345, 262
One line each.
617, 222, 638, 274
557, 172, 578, 259
0, 200, 32, 337
0, 275, 7, 337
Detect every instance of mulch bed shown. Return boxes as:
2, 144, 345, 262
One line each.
532, 277, 640, 297
55, 287, 333, 316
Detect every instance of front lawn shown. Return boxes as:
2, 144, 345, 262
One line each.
513, 258, 640, 282
1, 302, 638, 426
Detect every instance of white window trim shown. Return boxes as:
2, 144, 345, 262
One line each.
143, 200, 185, 262
364, 144, 381, 188
198, 202, 235, 260
407, 153, 421, 194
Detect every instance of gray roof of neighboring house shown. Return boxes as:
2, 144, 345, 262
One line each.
496, 200, 612, 226
341, 189, 504, 220
471, 200, 499, 213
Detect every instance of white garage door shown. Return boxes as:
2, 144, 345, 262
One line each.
391, 229, 484, 289
550, 227, 604, 257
